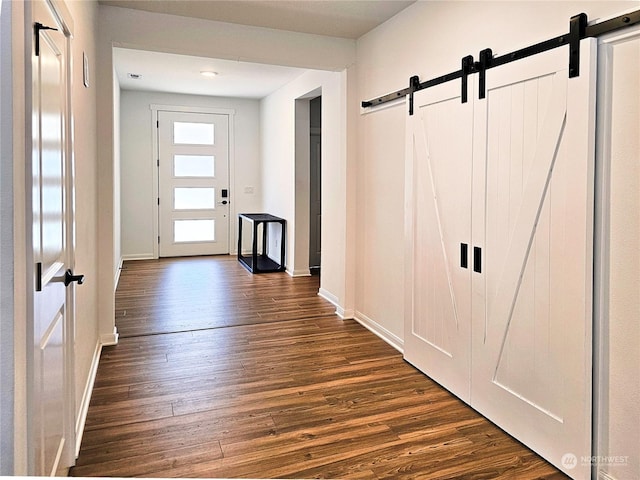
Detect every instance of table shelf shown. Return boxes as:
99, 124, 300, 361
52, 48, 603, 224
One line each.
237, 213, 286, 273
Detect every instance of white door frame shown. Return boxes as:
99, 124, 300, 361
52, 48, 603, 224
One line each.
292, 87, 322, 277
23, 0, 76, 474
150, 104, 235, 258
593, 23, 640, 480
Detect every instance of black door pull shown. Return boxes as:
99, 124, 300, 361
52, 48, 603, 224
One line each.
473, 247, 482, 273
64, 269, 85, 286
461, 243, 468, 269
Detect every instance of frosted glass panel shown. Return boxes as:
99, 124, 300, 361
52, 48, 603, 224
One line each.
174, 219, 215, 242
174, 188, 215, 210
174, 155, 215, 177
173, 122, 214, 145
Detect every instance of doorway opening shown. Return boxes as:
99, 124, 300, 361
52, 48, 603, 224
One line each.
293, 88, 322, 277
309, 96, 321, 275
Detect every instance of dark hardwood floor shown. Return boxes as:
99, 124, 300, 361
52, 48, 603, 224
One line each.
71, 255, 566, 479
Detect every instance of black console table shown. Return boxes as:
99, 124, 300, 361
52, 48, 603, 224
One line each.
237, 213, 286, 273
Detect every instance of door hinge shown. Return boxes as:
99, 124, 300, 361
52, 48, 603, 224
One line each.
157, 159, 159, 167
34, 22, 58, 57
158, 235, 160, 244
157, 197, 160, 205
156, 120, 159, 128
35, 262, 43, 292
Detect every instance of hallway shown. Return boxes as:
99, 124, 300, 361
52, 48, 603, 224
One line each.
71, 256, 565, 478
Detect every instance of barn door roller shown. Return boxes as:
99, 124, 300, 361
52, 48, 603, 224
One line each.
362, 9, 640, 114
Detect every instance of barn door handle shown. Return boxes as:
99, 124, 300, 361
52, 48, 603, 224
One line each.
64, 269, 85, 286
473, 247, 482, 273
460, 243, 468, 269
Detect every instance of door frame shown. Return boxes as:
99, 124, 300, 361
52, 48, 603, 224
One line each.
150, 104, 235, 258
23, 0, 76, 474
292, 87, 322, 277
593, 23, 640, 479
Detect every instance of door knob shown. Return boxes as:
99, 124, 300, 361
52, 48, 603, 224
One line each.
64, 269, 85, 286
221, 200, 228, 205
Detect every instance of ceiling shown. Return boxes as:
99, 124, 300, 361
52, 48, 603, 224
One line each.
100, 0, 416, 40
107, 0, 416, 98
114, 48, 310, 98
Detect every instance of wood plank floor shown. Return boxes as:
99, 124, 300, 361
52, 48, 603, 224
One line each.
71, 256, 566, 479
114, 256, 335, 337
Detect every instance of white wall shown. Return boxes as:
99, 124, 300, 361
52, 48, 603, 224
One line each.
9, 0, 27, 471
97, 5, 356, 339
120, 90, 261, 258
261, 69, 353, 312
355, 0, 638, 347
356, 1, 639, 477
0, 0, 14, 474
64, 0, 101, 454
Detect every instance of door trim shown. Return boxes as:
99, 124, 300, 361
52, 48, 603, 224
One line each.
150, 104, 235, 258
593, 23, 640, 480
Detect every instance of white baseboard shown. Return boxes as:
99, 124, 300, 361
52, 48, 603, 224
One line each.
114, 257, 124, 290
121, 253, 155, 261
336, 307, 355, 319
354, 310, 404, 354
100, 327, 119, 346
317, 289, 354, 319
289, 268, 311, 277
318, 288, 339, 307
75, 339, 102, 457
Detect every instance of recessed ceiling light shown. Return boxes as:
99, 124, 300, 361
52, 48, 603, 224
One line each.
127, 73, 142, 79
200, 71, 219, 78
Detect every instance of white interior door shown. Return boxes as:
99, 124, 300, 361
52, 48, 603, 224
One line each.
31, 0, 75, 475
404, 81, 473, 403
471, 40, 596, 479
158, 111, 230, 257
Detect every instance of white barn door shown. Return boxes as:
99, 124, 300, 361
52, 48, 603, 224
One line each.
472, 40, 596, 479
404, 39, 596, 480
404, 81, 473, 403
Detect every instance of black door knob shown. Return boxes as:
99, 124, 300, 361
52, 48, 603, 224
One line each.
64, 269, 85, 286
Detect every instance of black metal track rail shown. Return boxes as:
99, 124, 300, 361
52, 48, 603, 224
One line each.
361, 9, 640, 113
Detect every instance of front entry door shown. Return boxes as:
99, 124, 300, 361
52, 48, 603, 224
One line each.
31, 0, 76, 475
158, 111, 230, 257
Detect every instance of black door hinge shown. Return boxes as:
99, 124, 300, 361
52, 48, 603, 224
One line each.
35, 262, 43, 292
34, 22, 58, 57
